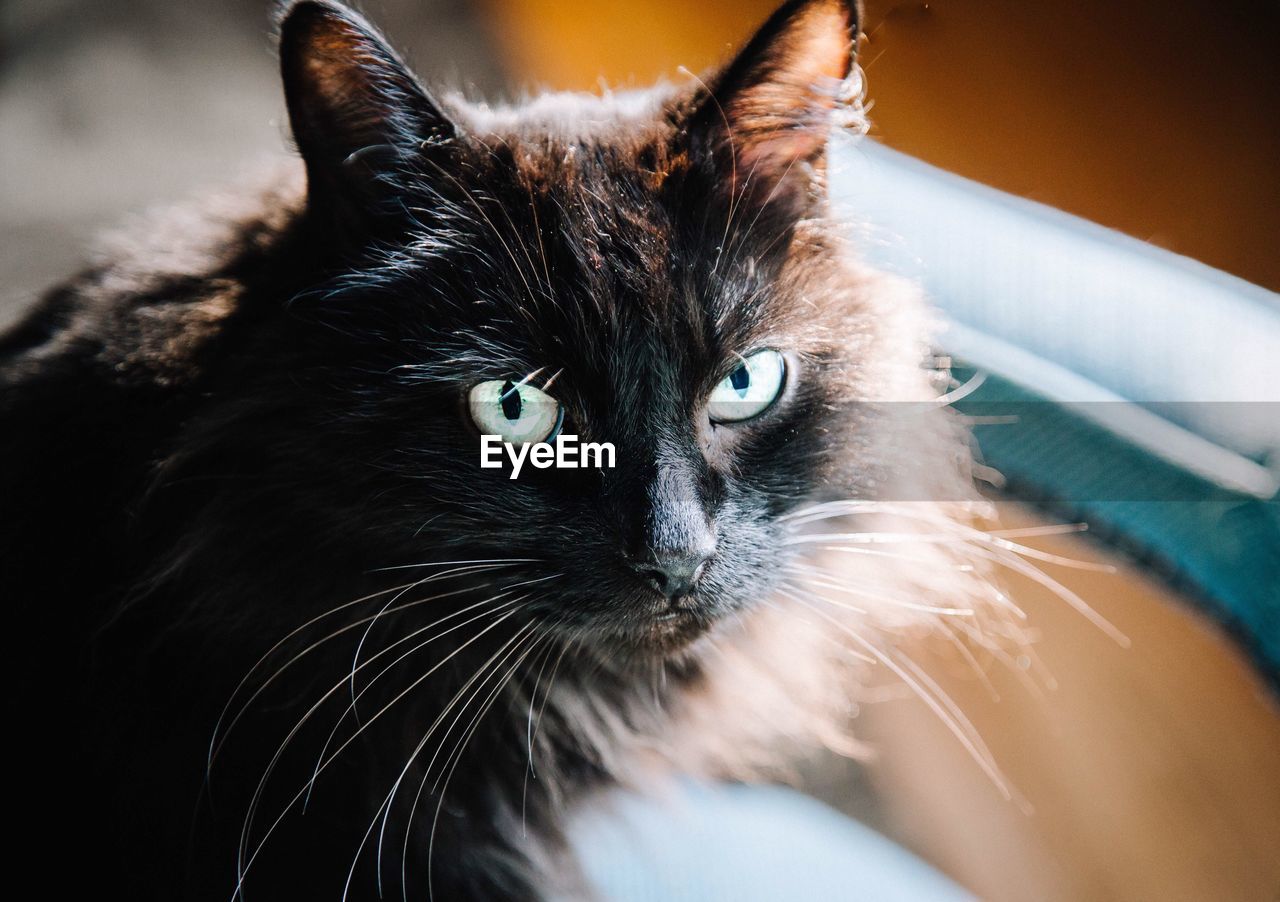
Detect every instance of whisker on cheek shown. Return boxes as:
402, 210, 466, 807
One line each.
235, 604, 527, 898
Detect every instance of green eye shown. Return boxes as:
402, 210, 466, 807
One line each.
468, 379, 564, 444
707, 349, 786, 423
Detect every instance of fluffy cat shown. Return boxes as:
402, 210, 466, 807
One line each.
1, 0, 994, 898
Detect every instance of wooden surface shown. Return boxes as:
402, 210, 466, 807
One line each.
862, 504, 1280, 902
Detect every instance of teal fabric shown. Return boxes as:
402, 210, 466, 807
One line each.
953, 368, 1280, 691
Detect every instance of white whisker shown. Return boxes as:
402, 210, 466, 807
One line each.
781, 588, 1017, 805
234, 605, 523, 901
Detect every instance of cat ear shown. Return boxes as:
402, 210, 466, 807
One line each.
690, 0, 859, 201
278, 1, 459, 217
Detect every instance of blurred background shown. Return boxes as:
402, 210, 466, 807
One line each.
3, 2, 1277, 900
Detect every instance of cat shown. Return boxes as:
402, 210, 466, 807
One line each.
0, 0, 994, 898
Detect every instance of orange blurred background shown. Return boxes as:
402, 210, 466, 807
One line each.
484, 0, 1280, 290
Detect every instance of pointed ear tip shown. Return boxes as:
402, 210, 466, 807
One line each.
275, 0, 371, 49
275, 0, 333, 30
747, 0, 859, 77
800, 0, 861, 44
276, 2, 332, 50
777, 0, 859, 30
740, 0, 856, 87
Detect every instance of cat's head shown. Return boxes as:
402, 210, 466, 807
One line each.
246, 0, 927, 655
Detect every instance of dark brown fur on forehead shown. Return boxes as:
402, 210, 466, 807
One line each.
270, 0, 866, 380
416, 82, 857, 377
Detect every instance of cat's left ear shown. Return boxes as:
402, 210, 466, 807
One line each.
278, 1, 459, 221
688, 0, 859, 203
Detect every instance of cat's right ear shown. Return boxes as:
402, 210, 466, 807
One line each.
684, 0, 859, 212
277, 1, 459, 223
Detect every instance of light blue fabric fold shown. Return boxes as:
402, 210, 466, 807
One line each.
569, 782, 972, 902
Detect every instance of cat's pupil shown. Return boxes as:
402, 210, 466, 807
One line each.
730, 364, 751, 397
500, 380, 522, 421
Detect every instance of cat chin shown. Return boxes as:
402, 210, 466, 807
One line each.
563, 608, 721, 658
639, 609, 715, 652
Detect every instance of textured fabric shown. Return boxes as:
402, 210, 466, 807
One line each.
953, 369, 1280, 691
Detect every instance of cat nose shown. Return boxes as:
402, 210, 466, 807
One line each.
633, 547, 714, 599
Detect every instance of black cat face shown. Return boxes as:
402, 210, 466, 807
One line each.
272, 0, 866, 652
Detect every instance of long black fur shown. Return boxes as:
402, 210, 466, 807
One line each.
0, 2, 975, 898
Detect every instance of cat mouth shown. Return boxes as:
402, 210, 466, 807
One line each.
644, 606, 709, 647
